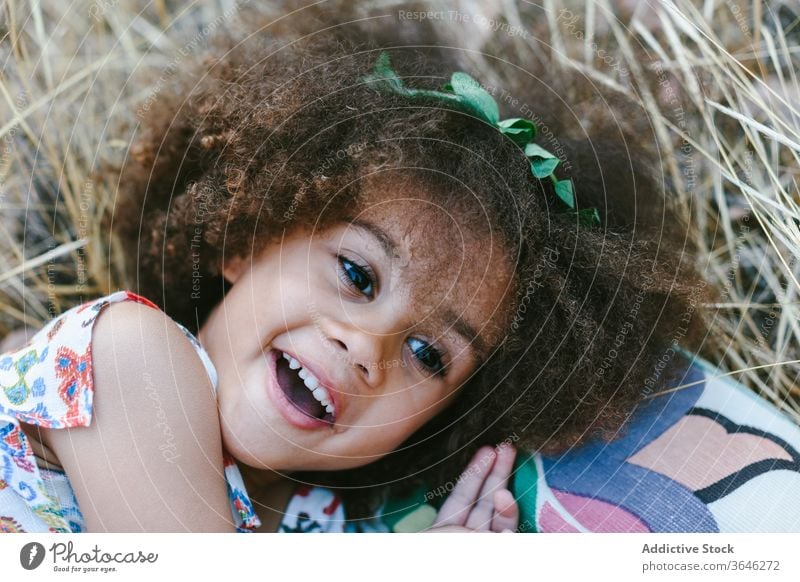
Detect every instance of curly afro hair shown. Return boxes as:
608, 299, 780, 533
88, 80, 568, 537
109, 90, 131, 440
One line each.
115, 23, 713, 519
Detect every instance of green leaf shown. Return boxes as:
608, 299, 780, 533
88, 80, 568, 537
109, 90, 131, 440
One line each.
449, 71, 500, 124
530, 157, 560, 178
576, 207, 601, 227
498, 117, 530, 128
498, 118, 537, 147
361, 53, 601, 230
524, 142, 556, 159
364, 52, 405, 91
553, 178, 576, 209
500, 126, 533, 147
373, 51, 391, 73
498, 118, 537, 135
373, 52, 399, 82
526, 141, 560, 178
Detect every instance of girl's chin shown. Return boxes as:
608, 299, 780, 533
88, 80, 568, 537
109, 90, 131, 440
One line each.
217, 402, 323, 471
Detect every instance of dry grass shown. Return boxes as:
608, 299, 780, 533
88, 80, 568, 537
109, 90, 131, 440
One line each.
1, 0, 798, 421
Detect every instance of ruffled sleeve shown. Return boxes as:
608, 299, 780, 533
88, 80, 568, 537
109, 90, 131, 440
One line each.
1, 291, 158, 531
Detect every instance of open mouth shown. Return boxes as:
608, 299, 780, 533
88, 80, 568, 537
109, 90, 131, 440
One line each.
275, 351, 336, 424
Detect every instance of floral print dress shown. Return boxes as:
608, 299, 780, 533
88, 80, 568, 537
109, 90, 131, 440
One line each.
0, 291, 347, 533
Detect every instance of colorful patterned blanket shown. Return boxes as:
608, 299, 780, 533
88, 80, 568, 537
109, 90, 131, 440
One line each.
381, 357, 800, 533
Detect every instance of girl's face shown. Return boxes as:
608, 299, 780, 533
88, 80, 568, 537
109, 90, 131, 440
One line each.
199, 196, 512, 472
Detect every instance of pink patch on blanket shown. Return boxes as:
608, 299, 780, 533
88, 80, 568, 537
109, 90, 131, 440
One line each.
628, 415, 793, 491
539, 502, 580, 533
539, 491, 650, 532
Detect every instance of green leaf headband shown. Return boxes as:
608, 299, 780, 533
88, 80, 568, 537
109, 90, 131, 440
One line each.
362, 52, 600, 227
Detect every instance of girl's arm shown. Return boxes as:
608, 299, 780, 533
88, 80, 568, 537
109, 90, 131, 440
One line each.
40, 301, 235, 532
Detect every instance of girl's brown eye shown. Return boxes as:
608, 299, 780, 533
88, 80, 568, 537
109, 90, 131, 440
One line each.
338, 256, 375, 299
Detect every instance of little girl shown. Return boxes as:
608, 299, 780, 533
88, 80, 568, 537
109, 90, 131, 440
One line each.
0, 28, 708, 532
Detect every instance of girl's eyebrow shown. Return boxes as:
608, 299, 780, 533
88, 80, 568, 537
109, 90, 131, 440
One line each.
453, 314, 483, 353
443, 308, 486, 362
348, 219, 396, 260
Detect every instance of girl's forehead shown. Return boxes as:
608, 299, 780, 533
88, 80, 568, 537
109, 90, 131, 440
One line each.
350, 198, 494, 268
354, 173, 504, 263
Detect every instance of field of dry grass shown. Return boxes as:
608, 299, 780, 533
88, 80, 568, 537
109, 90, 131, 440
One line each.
1, 0, 798, 422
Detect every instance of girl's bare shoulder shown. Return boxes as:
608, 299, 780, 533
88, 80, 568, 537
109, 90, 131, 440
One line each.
41, 299, 232, 531
91, 300, 211, 388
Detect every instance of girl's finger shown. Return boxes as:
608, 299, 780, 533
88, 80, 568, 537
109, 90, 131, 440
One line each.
465, 443, 517, 530
490, 489, 519, 533
433, 446, 497, 527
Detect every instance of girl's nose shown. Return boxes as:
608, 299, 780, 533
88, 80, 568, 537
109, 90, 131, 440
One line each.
320, 319, 389, 388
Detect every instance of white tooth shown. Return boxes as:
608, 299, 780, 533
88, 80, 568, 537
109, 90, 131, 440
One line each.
288, 358, 301, 370
312, 387, 326, 401
298, 368, 308, 380
282, 352, 291, 361
325, 404, 334, 414
304, 375, 319, 390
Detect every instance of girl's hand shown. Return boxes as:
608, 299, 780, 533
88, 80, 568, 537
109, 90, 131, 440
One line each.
427, 443, 519, 532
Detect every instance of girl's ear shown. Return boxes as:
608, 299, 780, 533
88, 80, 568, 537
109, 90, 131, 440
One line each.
222, 255, 247, 284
